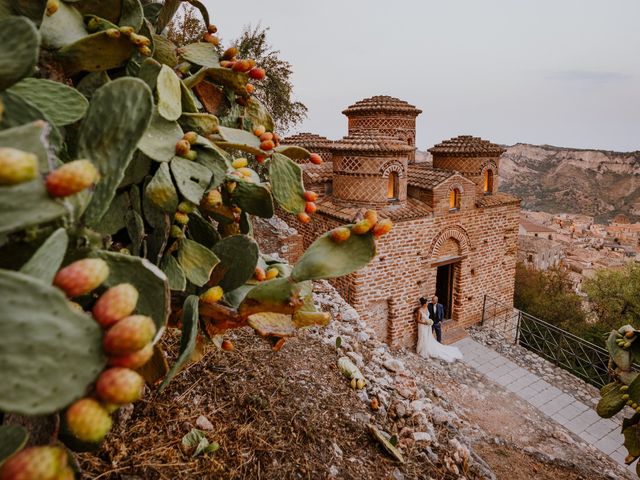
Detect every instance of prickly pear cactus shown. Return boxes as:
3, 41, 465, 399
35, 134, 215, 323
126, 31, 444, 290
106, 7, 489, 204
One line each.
598, 325, 640, 475
0, 0, 391, 462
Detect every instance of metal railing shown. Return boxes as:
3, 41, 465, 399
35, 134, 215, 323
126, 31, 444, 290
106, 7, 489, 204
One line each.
481, 295, 611, 388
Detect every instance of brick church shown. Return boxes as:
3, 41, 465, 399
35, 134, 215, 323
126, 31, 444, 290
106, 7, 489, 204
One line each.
281, 96, 520, 347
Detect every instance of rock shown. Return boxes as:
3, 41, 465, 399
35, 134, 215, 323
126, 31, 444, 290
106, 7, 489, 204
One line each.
413, 431, 433, 443
332, 442, 343, 458
356, 388, 369, 402
383, 358, 405, 373
352, 412, 371, 424
395, 374, 417, 400
391, 468, 405, 480
410, 400, 427, 413
346, 351, 364, 368
356, 331, 370, 343
328, 465, 339, 478
195, 415, 213, 431
394, 401, 408, 418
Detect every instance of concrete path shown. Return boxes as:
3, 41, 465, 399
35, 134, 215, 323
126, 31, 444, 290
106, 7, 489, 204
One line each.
452, 336, 631, 472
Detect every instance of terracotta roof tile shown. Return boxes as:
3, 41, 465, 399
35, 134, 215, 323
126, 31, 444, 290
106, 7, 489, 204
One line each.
519, 219, 556, 233
316, 196, 432, 222
476, 192, 520, 208
342, 95, 422, 116
301, 162, 333, 183
331, 132, 414, 154
428, 135, 506, 157
281, 132, 333, 150
407, 164, 454, 188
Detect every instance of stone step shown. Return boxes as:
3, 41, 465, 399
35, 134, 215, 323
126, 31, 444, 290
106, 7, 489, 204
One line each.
442, 324, 468, 345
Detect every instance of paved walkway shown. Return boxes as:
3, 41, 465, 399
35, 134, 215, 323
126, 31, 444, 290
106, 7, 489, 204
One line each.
452, 336, 631, 472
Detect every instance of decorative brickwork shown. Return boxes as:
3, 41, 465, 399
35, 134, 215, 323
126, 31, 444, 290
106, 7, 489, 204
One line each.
275, 96, 520, 348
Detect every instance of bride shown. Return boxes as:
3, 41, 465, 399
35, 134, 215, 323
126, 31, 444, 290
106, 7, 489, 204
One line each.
416, 297, 463, 362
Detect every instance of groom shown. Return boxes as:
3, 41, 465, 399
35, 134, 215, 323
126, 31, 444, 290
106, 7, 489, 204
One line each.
427, 295, 444, 343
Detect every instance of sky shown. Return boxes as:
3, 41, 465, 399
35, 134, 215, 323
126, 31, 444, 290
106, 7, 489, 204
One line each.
203, 0, 640, 152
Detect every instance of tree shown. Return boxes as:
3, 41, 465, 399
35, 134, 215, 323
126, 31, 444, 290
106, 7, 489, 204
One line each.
166, 3, 205, 47
233, 25, 307, 133
583, 263, 640, 331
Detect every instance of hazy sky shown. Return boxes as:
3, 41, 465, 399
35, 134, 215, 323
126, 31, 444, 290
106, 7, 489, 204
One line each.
203, 0, 639, 151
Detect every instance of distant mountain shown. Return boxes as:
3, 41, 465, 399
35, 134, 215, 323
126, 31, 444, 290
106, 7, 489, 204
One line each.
500, 144, 640, 222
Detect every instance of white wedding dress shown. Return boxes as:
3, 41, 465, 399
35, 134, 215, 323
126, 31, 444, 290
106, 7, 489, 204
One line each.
416, 308, 463, 363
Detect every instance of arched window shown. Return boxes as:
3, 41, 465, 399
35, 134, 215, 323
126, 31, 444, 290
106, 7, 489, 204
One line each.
449, 188, 460, 210
387, 172, 399, 200
483, 169, 494, 194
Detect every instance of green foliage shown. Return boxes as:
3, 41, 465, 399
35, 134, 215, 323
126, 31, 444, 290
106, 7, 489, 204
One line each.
583, 263, 640, 332
0, 425, 29, 464
0, 270, 106, 415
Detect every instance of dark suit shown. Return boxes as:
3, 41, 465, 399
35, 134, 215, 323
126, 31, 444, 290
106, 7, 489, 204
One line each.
427, 302, 444, 343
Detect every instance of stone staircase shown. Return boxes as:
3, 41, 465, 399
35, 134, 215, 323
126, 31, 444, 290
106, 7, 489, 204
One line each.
442, 320, 468, 344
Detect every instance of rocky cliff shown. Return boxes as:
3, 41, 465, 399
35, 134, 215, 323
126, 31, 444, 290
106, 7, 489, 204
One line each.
499, 144, 640, 221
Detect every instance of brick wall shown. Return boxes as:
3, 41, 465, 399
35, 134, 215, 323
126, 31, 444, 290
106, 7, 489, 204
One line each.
279, 198, 519, 349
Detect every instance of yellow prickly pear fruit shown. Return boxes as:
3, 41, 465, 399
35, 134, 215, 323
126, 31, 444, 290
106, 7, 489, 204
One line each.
201, 286, 224, 304
46, 0, 59, 15
119, 26, 134, 36
372, 218, 393, 238
356, 378, 365, 389
232, 157, 248, 169
265, 267, 279, 280
105, 28, 121, 39
364, 210, 378, 226
352, 219, 372, 235
0, 147, 38, 185
350, 378, 357, 389
330, 227, 351, 243
202, 189, 223, 209
130, 33, 150, 47
236, 167, 253, 178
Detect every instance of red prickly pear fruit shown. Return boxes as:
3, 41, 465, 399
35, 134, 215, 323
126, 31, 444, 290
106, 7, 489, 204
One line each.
95, 367, 144, 405
221, 340, 234, 351
108, 343, 154, 369
265, 267, 279, 280
183, 131, 198, 144
297, 212, 311, 224
175, 139, 191, 156
253, 125, 266, 137
372, 218, 393, 237
174, 211, 189, 225
303, 190, 318, 202
65, 398, 112, 444
232, 59, 252, 73
45, 160, 99, 197
254, 266, 266, 281
249, 67, 266, 80
0, 446, 68, 480
200, 286, 224, 304
364, 209, 378, 226
105, 28, 121, 39
203, 33, 220, 46
178, 201, 196, 213
259, 132, 273, 142
46, 0, 59, 16
0, 147, 38, 185
245, 84, 254, 94
330, 227, 351, 243
305, 202, 317, 214
207, 24, 218, 33
222, 47, 238, 60
202, 189, 223, 209
272, 132, 281, 143
309, 153, 323, 165
119, 26, 134, 36
92, 283, 139, 328
54, 258, 109, 298
260, 140, 275, 151
352, 219, 372, 235
256, 155, 267, 164
103, 315, 157, 355
170, 225, 184, 238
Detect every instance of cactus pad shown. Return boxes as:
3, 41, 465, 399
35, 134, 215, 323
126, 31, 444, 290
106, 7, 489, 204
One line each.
269, 153, 306, 214
0, 17, 39, 91
177, 238, 219, 287
58, 30, 136, 74
239, 277, 312, 318
245, 97, 275, 133
291, 228, 376, 282
210, 235, 259, 291
0, 270, 106, 415
0, 180, 67, 235
178, 113, 219, 136
138, 110, 183, 162
161, 254, 186, 291
231, 181, 274, 218
179, 43, 219, 68
157, 65, 182, 121
186, 211, 220, 248
120, 0, 144, 31
9, 78, 89, 127
80, 78, 153, 225
159, 295, 199, 391
170, 157, 212, 204
597, 382, 627, 418
0, 425, 28, 464
217, 125, 264, 156
275, 145, 312, 161
19, 228, 68, 283
151, 34, 178, 67
39, 1, 86, 49
0, 121, 51, 173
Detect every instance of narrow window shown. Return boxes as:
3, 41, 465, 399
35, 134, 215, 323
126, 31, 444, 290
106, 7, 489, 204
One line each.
484, 169, 494, 194
449, 188, 460, 210
387, 172, 399, 200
